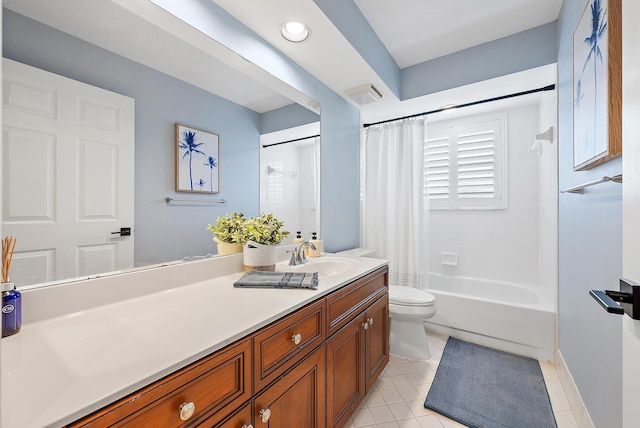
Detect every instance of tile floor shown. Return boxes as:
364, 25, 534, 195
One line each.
345, 334, 579, 428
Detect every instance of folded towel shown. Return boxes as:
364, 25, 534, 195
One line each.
233, 271, 318, 290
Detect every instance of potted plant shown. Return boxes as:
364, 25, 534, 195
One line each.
240, 213, 290, 271
207, 212, 246, 255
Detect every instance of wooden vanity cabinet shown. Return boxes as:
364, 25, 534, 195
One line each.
326, 267, 389, 428
364, 294, 390, 391
68, 266, 388, 428
252, 299, 326, 392
326, 267, 388, 336
67, 338, 252, 427
326, 312, 367, 428
252, 344, 326, 428
197, 401, 252, 427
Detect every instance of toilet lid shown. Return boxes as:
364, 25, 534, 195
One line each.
389, 286, 435, 306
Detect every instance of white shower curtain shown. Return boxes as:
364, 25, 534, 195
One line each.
361, 118, 429, 289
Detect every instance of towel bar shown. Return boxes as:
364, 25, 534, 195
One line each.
561, 174, 622, 194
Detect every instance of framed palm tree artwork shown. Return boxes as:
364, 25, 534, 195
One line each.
573, 0, 621, 170
175, 124, 220, 193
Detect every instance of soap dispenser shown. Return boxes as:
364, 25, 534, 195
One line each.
307, 232, 323, 258
293, 231, 304, 244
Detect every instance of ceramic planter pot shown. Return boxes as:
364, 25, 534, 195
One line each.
242, 241, 277, 271
214, 238, 243, 255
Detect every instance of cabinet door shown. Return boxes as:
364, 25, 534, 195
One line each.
365, 295, 389, 393
326, 314, 367, 428
253, 345, 326, 428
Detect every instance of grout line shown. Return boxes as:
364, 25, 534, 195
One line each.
348, 334, 579, 428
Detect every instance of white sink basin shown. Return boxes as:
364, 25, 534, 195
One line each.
278, 256, 359, 277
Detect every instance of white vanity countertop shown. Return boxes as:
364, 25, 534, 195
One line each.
1, 255, 387, 428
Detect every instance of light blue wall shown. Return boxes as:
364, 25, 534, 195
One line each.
260, 104, 320, 135
4, 1, 363, 258
3, 10, 263, 264
402, 22, 558, 99
557, 1, 622, 427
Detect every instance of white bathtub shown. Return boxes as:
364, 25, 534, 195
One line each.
425, 273, 556, 362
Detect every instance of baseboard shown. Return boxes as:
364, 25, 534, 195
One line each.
555, 349, 595, 428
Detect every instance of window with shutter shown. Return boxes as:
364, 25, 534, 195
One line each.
425, 113, 507, 210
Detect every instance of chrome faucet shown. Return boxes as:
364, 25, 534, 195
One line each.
288, 241, 317, 266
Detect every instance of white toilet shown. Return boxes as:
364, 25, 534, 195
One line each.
337, 248, 437, 360
389, 285, 437, 360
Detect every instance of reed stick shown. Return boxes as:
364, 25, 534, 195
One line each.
2, 236, 17, 283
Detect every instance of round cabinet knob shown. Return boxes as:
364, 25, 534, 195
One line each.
362, 322, 368, 330
241, 425, 254, 428
178, 402, 196, 421
368, 317, 374, 325
291, 333, 302, 345
259, 408, 272, 423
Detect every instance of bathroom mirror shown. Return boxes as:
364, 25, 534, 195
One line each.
2, 0, 321, 288
260, 122, 321, 245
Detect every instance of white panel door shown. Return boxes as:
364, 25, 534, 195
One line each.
623, 1, 640, 426
2, 58, 134, 286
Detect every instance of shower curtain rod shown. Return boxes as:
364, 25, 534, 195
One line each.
262, 134, 320, 148
362, 84, 556, 128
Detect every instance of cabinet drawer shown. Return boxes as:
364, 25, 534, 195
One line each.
198, 401, 252, 428
326, 266, 388, 336
70, 339, 252, 427
253, 299, 326, 392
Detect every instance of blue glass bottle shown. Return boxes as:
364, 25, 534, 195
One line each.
2, 282, 21, 337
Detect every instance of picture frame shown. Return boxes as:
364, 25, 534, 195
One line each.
175, 123, 220, 193
572, 0, 621, 170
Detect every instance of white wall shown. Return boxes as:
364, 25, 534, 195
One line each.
428, 104, 543, 287
297, 142, 320, 237
537, 90, 559, 309
260, 138, 319, 244
260, 144, 301, 242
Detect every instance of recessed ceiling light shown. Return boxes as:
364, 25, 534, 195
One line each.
280, 21, 310, 42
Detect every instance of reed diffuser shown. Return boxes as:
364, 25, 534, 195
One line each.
2, 235, 21, 337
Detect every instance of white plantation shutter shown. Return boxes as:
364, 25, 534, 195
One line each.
425, 127, 451, 202
425, 113, 506, 209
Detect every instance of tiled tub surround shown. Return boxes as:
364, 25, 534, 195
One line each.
0, 250, 387, 428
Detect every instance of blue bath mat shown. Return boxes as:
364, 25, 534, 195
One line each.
424, 337, 557, 428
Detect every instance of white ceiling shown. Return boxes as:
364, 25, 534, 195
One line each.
354, 0, 564, 68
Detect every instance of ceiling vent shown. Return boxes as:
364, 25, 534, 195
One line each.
346, 84, 382, 105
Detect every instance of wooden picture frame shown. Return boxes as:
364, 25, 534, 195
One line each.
572, 0, 621, 170
175, 123, 220, 193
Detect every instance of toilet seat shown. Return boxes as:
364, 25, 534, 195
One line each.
389, 286, 435, 306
